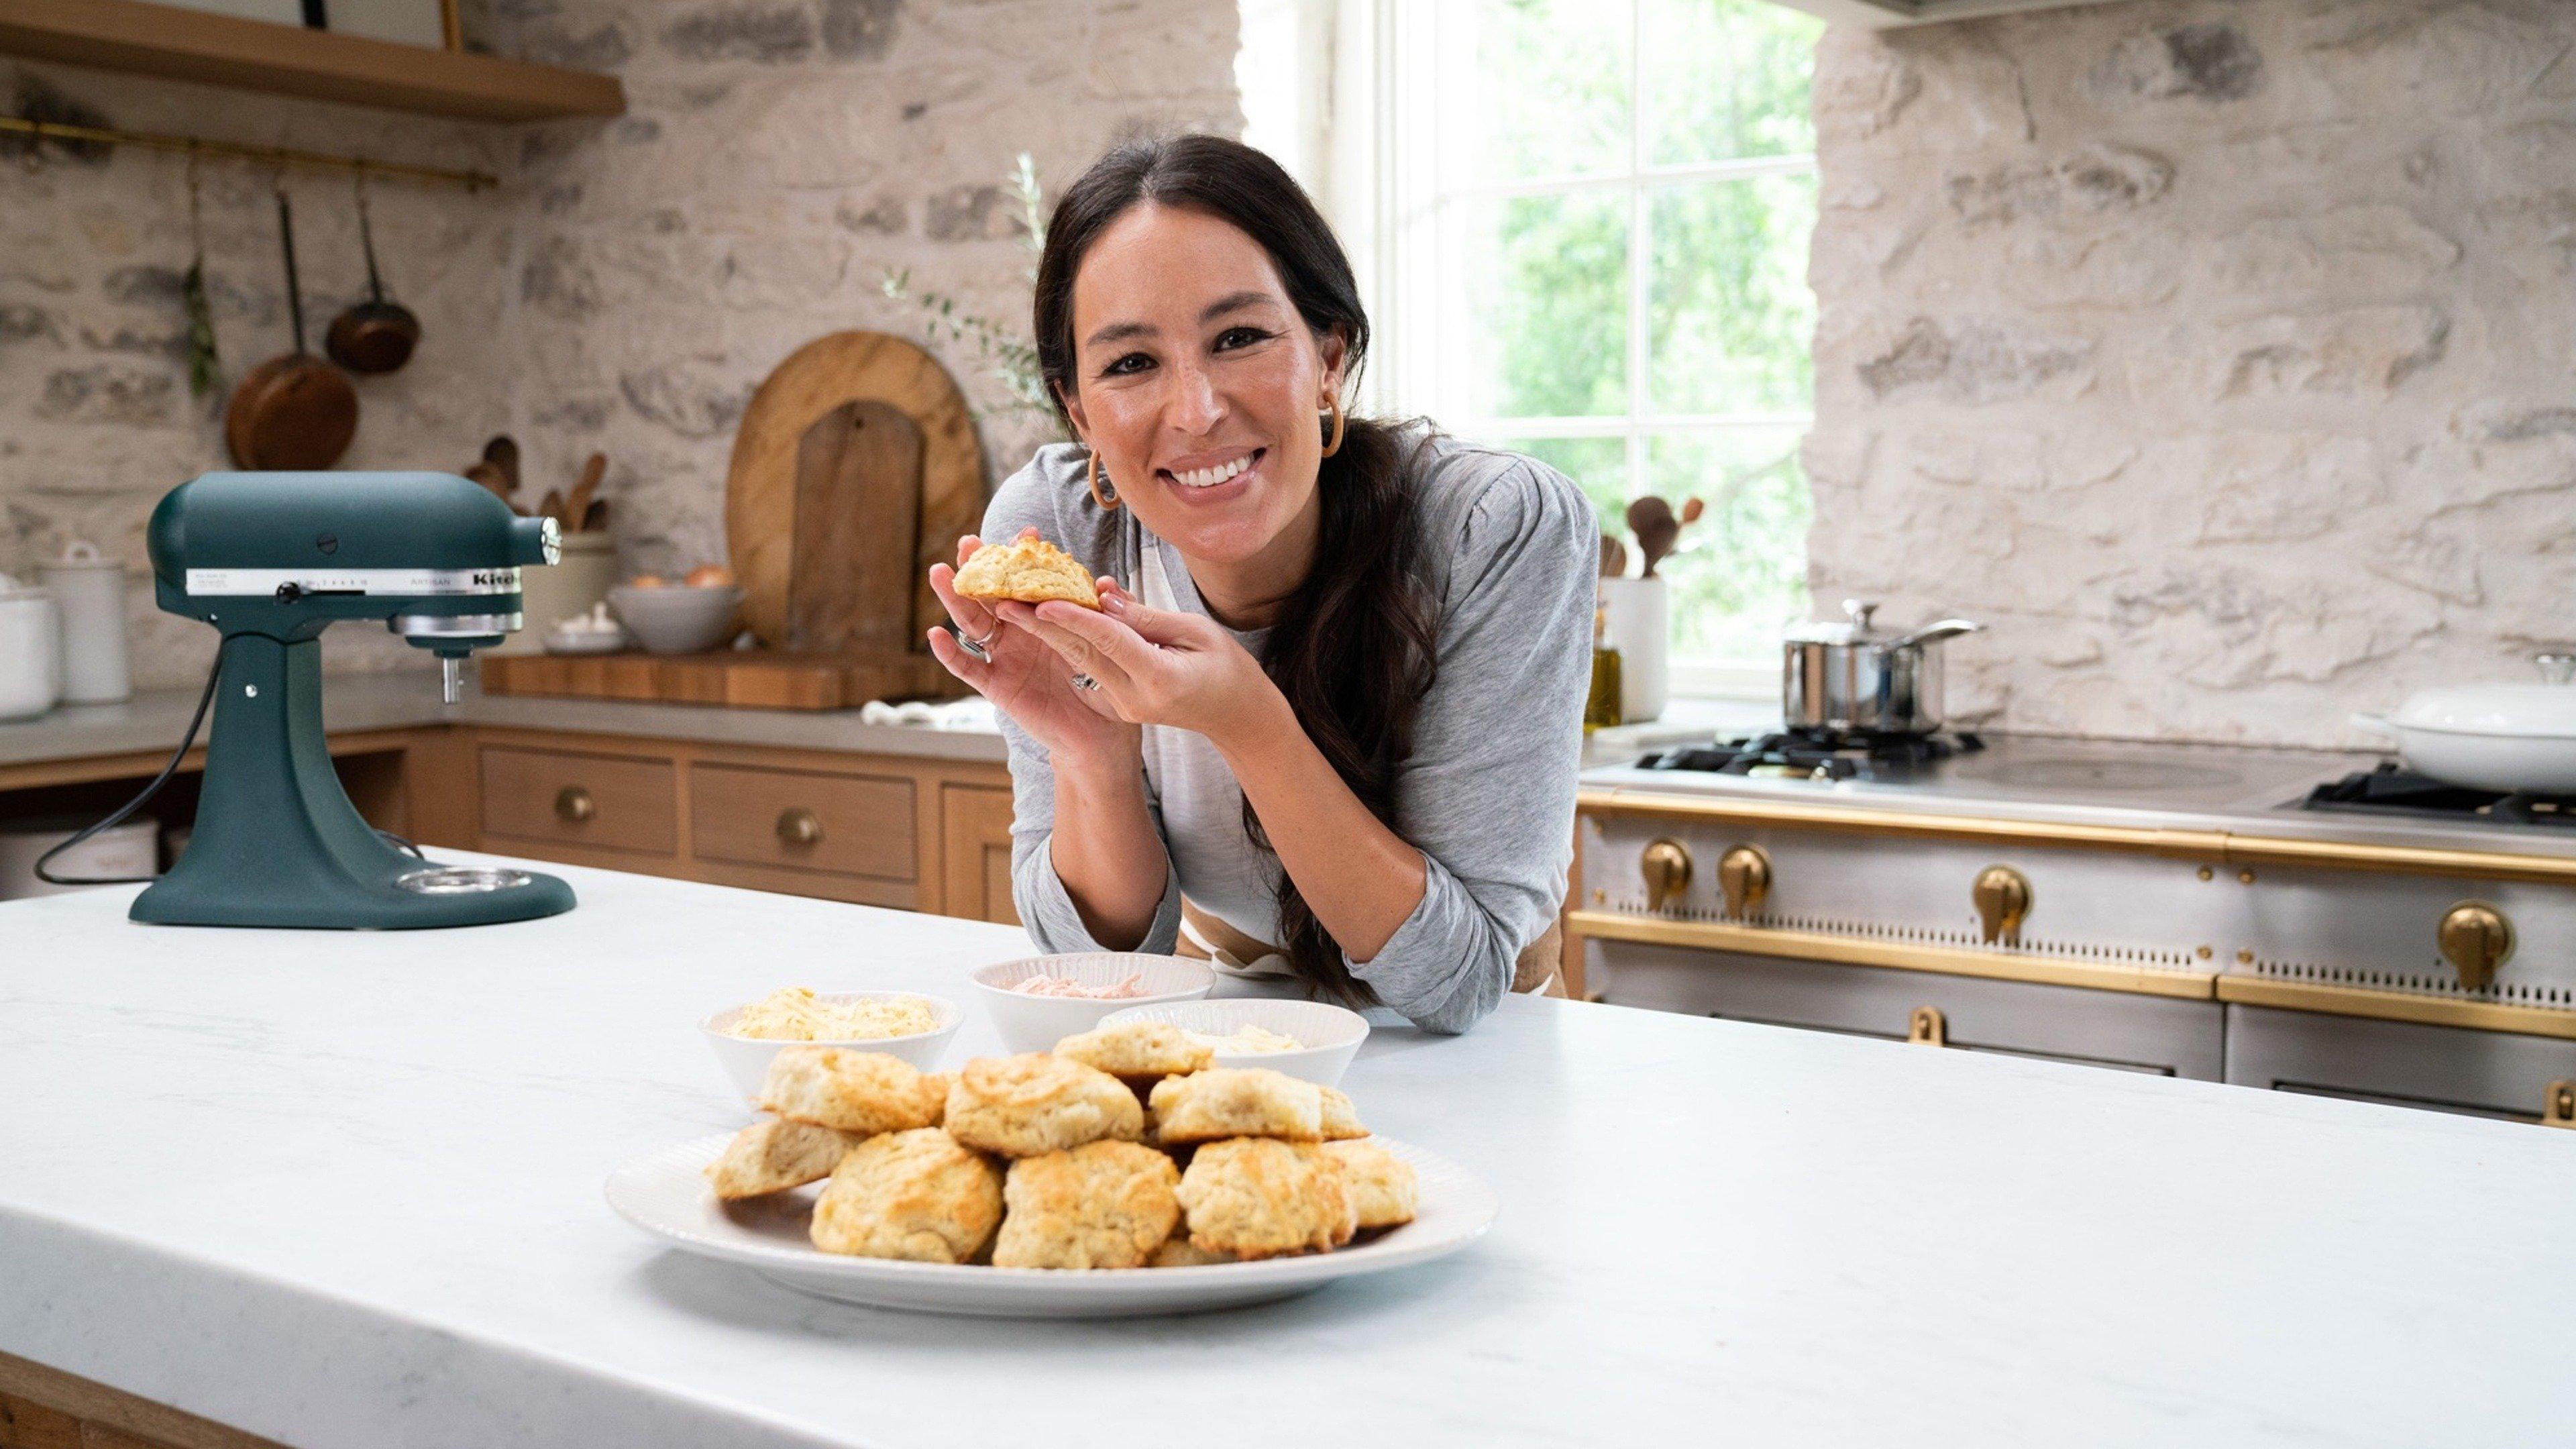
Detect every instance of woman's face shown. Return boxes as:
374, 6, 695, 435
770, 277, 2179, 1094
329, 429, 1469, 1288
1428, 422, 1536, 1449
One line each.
1059, 203, 1345, 572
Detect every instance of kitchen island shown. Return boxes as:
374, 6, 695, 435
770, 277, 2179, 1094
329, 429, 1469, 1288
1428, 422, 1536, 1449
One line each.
5, 857, 2574, 1448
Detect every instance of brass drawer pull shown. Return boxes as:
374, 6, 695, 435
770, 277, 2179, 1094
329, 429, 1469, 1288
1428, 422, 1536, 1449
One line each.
554, 786, 595, 824
2545, 1080, 2576, 1130
776, 806, 824, 847
1908, 1006, 1948, 1046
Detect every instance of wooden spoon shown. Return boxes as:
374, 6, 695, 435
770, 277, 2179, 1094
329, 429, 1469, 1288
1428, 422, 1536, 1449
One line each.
483, 435, 521, 496
1627, 496, 1680, 579
563, 453, 606, 532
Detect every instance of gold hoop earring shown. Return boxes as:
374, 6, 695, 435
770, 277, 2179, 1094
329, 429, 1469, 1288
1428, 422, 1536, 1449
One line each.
1085, 450, 1120, 510
1320, 396, 1346, 458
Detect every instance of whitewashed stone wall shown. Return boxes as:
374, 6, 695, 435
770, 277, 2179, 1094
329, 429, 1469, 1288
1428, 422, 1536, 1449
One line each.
1808, 0, 2576, 747
0, 0, 1240, 690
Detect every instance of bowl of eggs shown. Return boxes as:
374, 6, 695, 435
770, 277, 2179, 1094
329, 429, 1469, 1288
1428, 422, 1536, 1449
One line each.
610, 566, 742, 655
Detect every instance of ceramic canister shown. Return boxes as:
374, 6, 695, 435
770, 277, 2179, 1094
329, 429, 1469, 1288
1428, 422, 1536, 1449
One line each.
40, 540, 131, 704
0, 573, 62, 721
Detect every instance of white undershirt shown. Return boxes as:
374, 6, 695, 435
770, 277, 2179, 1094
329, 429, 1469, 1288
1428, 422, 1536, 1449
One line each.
1134, 536, 1282, 949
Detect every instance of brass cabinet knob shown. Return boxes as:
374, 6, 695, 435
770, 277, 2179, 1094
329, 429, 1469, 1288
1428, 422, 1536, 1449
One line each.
776, 807, 824, 848
1972, 865, 2031, 945
1640, 839, 1693, 912
553, 786, 595, 824
2545, 1079, 2576, 1130
1908, 1006, 1947, 1046
2437, 901, 2513, 991
1717, 844, 1771, 921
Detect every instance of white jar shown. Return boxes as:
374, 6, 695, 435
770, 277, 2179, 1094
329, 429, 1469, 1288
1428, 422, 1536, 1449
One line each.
41, 540, 131, 704
1599, 575, 1669, 724
0, 574, 62, 722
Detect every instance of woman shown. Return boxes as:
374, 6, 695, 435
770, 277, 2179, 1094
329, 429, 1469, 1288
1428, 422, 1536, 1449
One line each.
925, 135, 1597, 1034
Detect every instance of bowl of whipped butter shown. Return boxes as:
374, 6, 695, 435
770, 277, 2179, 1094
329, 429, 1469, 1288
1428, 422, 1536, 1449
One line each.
700, 987, 962, 1105
1100, 998, 1368, 1087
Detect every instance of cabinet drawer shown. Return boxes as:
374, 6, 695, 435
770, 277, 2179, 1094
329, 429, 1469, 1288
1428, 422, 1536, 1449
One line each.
2225, 1004, 2576, 1123
480, 747, 678, 856
688, 763, 916, 880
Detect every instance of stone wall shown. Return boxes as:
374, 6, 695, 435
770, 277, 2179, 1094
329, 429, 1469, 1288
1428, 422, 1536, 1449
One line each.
0, 0, 1240, 691
1807, 0, 2576, 746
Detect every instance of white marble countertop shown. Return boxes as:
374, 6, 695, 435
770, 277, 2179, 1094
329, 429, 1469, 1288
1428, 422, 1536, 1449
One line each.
5, 858, 2575, 1448
0, 669, 1007, 771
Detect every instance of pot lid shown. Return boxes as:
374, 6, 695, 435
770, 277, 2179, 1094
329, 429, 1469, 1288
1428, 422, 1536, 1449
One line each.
2392, 654, 2576, 739
1783, 598, 1982, 648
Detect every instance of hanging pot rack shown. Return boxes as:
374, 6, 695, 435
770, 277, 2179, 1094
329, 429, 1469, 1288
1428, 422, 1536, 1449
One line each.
0, 113, 495, 190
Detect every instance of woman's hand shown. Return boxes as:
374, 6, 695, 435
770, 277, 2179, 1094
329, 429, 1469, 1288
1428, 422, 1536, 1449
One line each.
994, 588, 1285, 753
928, 531, 1137, 774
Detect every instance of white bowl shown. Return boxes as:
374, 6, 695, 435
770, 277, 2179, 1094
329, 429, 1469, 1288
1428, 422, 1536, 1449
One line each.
698, 991, 963, 1106
969, 953, 1215, 1054
1101, 998, 1369, 1087
610, 584, 743, 655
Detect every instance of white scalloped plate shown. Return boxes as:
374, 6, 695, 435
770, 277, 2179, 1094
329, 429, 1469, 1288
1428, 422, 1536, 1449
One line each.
606, 1133, 1497, 1318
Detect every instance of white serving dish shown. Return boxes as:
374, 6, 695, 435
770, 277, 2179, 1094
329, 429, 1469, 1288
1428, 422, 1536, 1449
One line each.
1102, 998, 1369, 1087
606, 1131, 1495, 1318
698, 992, 962, 1105
609, 583, 742, 655
969, 953, 1214, 1054
543, 624, 629, 655
2355, 654, 2576, 793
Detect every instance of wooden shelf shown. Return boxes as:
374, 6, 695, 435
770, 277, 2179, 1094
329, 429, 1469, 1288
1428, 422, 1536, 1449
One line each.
0, 0, 624, 123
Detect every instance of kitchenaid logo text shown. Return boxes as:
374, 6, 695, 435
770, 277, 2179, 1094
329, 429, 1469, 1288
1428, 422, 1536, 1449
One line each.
186, 568, 522, 596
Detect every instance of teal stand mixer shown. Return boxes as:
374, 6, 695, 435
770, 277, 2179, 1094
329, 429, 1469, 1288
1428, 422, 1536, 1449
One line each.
123, 470, 578, 929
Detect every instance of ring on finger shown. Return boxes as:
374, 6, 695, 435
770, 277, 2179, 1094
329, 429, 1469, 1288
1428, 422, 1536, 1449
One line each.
957, 627, 998, 662
1071, 672, 1099, 692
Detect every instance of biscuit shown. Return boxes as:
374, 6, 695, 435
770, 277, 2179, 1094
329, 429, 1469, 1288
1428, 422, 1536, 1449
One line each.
990, 1140, 1182, 1270
944, 1053, 1144, 1158
1053, 1020, 1213, 1083
809, 1128, 1003, 1263
953, 536, 1100, 610
1147, 1236, 1236, 1268
758, 1046, 947, 1136
1320, 1139, 1417, 1230
1317, 1085, 1367, 1141
704, 1118, 864, 1200
1149, 1067, 1324, 1144
1174, 1138, 1354, 1259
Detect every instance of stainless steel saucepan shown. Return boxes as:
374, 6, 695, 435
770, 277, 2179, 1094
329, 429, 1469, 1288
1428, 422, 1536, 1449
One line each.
1783, 599, 1982, 737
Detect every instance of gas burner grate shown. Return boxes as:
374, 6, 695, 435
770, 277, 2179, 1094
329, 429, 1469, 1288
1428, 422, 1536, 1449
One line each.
1638, 730, 1984, 781
2300, 762, 2576, 828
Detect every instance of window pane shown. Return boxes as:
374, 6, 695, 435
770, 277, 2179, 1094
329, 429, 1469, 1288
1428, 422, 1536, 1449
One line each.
1648, 172, 1815, 416
1438, 0, 1630, 182
1504, 436, 1629, 541
1646, 429, 1811, 663
1450, 189, 1629, 419
1642, 0, 1823, 165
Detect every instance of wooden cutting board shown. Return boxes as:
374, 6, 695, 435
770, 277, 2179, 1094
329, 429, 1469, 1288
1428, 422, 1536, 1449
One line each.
478, 650, 956, 710
727, 331, 985, 652
790, 398, 921, 653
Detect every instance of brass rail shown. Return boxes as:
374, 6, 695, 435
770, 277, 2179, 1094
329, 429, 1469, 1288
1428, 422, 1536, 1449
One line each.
1564, 909, 2218, 1001
0, 114, 496, 190
2216, 977, 2576, 1042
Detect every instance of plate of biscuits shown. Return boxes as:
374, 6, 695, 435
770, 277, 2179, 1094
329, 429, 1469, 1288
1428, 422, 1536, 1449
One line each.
606, 1021, 1497, 1318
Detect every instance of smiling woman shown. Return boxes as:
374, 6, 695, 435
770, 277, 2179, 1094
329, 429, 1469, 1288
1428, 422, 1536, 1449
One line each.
923, 136, 1599, 1033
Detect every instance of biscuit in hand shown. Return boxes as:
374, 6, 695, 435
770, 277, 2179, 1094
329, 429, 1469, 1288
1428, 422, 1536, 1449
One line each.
990, 1140, 1182, 1270
705, 1118, 864, 1201
1053, 1020, 1213, 1085
1174, 1138, 1354, 1259
944, 1053, 1144, 1157
953, 535, 1100, 610
758, 1046, 947, 1136
809, 1128, 1003, 1263
1149, 1067, 1324, 1144
1320, 1139, 1417, 1229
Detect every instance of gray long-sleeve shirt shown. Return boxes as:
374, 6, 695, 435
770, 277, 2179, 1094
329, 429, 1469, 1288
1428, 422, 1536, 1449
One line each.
981, 428, 1599, 1033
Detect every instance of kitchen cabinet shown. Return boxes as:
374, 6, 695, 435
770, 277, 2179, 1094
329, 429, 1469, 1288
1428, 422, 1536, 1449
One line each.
1, 1350, 278, 1449
2225, 1004, 2576, 1124
480, 746, 680, 859
938, 784, 1019, 926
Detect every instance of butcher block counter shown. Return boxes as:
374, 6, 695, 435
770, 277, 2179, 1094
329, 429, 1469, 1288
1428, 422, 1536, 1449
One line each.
4, 858, 2575, 1448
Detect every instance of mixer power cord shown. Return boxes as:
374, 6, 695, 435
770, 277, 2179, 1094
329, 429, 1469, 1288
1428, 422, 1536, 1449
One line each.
34, 637, 429, 887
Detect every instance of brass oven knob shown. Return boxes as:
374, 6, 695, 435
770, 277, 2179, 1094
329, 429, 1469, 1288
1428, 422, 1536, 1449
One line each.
1717, 844, 1771, 921
1973, 865, 2031, 945
553, 786, 595, 824
776, 807, 824, 847
2437, 902, 2513, 991
1640, 839, 1693, 912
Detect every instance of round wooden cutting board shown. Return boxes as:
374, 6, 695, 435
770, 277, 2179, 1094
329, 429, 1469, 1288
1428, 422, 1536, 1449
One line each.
726, 331, 987, 649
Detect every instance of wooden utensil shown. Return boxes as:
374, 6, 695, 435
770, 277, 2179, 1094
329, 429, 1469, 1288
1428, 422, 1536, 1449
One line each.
483, 435, 521, 496
323, 171, 419, 375
1599, 535, 1627, 578
462, 460, 515, 508
581, 497, 608, 533
788, 399, 923, 653
1627, 496, 1680, 579
564, 453, 606, 533
225, 191, 357, 470
537, 488, 566, 529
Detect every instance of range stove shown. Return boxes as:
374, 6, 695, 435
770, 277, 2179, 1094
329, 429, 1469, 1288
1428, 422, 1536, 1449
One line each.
1638, 729, 1984, 782
2301, 761, 2576, 830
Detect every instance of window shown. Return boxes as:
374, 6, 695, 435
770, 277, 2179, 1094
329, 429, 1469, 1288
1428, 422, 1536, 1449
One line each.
1303, 0, 1823, 691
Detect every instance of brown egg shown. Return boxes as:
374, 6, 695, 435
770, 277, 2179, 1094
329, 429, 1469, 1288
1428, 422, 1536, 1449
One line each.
685, 565, 736, 588
629, 573, 667, 588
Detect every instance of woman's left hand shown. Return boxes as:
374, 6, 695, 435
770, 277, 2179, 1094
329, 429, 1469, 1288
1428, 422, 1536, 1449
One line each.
993, 582, 1281, 749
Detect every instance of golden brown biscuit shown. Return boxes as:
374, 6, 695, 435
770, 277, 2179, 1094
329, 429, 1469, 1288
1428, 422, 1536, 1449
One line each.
953, 536, 1100, 609
919, 1072, 951, 1127
704, 1118, 864, 1201
758, 1046, 947, 1136
1053, 1020, 1213, 1083
809, 1128, 1003, 1263
1147, 1236, 1236, 1267
1320, 1139, 1417, 1229
1175, 1138, 1354, 1258
1149, 1067, 1324, 1144
1317, 1085, 1367, 1141
944, 1053, 1144, 1158
990, 1140, 1182, 1270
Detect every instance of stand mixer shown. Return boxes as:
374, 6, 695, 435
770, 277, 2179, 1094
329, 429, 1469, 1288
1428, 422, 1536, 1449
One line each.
131, 470, 576, 928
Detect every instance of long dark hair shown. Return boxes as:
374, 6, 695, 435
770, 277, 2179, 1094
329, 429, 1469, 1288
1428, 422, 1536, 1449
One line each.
1032, 134, 1438, 1000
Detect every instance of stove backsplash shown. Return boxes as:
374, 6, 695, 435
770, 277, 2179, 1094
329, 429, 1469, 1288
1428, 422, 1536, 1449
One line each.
1805, 0, 2576, 750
